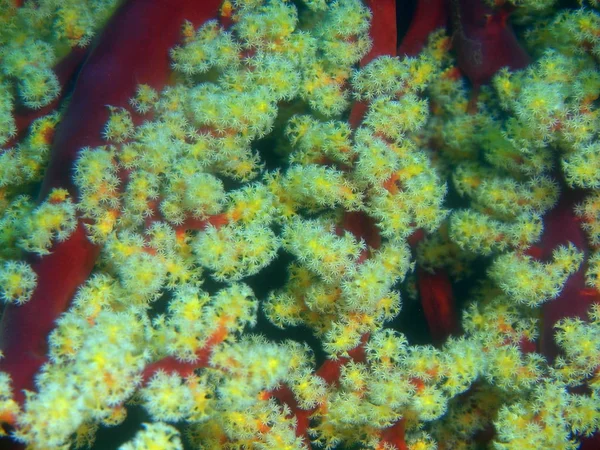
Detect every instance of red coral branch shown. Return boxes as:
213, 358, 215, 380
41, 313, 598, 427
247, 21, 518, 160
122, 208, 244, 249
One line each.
418, 268, 459, 343
537, 191, 592, 360
451, 0, 529, 87
362, 0, 397, 63
0, 0, 222, 408
398, 0, 448, 57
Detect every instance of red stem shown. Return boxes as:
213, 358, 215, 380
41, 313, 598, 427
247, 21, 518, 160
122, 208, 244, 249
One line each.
349, 0, 397, 128
398, 0, 448, 57
451, 0, 529, 88
0, 0, 223, 408
362, 0, 397, 63
417, 268, 458, 344
538, 191, 591, 360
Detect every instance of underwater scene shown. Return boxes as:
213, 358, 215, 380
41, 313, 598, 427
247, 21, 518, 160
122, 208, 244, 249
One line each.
0, 0, 599, 449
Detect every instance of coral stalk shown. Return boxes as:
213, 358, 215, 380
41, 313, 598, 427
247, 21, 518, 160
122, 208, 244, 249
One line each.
0, 0, 222, 406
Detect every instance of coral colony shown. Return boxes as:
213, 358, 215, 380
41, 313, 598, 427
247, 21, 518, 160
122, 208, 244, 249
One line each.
0, 0, 599, 449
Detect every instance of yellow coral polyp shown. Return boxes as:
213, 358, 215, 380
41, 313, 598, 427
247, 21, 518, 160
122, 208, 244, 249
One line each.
3, 1, 600, 450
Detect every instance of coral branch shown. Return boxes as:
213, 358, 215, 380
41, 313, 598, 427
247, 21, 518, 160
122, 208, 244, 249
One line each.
451, 0, 529, 87
0, 0, 222, 406
398, 0, 448, 57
